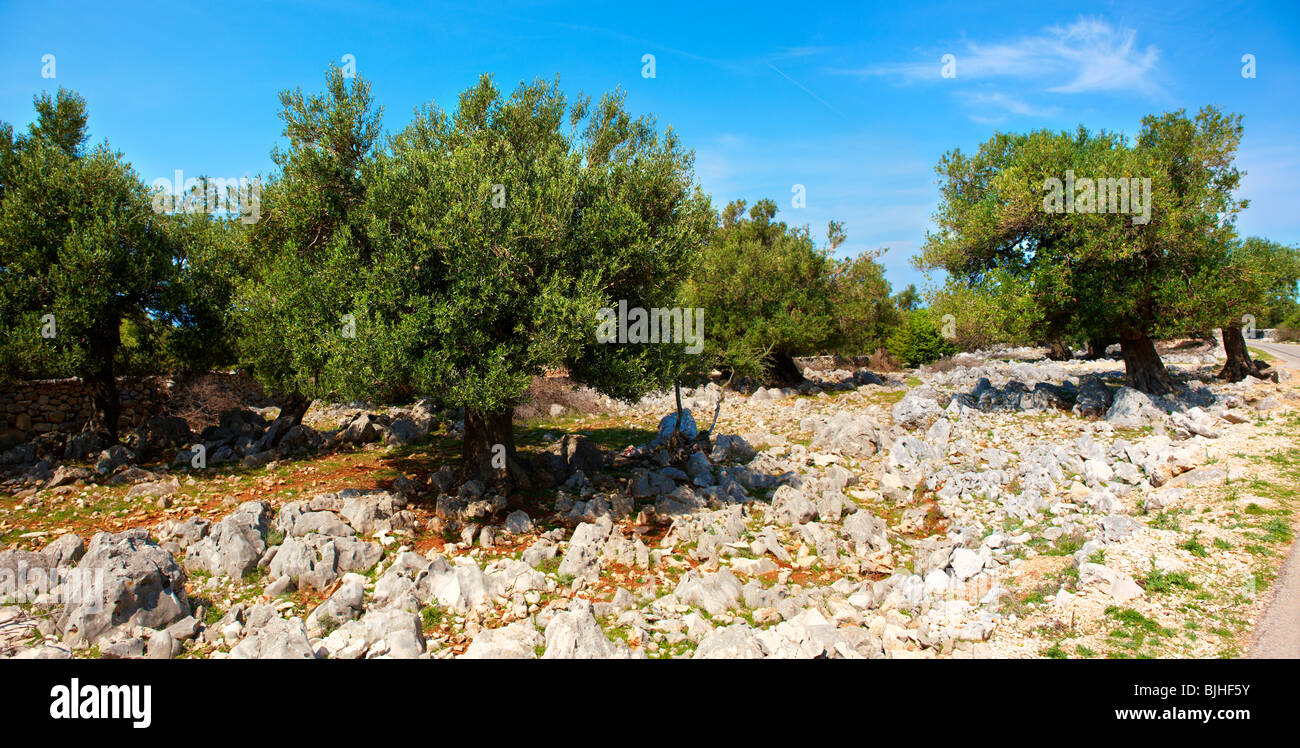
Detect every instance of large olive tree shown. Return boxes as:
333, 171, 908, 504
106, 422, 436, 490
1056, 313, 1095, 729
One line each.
919, 107, 1248, 394
352, 75, 713, 479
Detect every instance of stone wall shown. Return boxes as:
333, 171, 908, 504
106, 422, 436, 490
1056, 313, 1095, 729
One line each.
0, 371, 269, 447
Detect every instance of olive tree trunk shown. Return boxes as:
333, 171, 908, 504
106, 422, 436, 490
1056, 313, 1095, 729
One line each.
1119, 331, 1173, 395
1218, 325, 1263, 382
1085, 337, 1114, 360
463, 407, 528, 484
277, 393, 312, 426
86, 324, 122, 441
264, 392, 312, 447
1045, 338, 1071, 361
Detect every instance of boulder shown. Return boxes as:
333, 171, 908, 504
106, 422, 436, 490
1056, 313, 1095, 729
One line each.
461, 620, 544, 659
673, 568, 743, 616
1106, 387, 1163, 427
385, 418, 426, 446
184, 501, 270, 578
228, 616, 317, 659
656, 409, 699, 441
694, 623, 765, 659
710, 434, 757, 464
56, 529, 190, 646
65, 430, 111, 461
541, 599, 637, 659
268, 534, 382, 591
892, 392, 941, 430
557, 519, 613, 583
130, 416, 195, 460
321, 607, 425, 659
1073, 376, 1113, 418
125, 477, 181, 501
94, 444, 136, 475
553, 434, 603, 476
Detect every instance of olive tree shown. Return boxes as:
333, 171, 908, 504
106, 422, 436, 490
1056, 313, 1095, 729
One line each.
237, 65, 382, 431
354, 75, 713, 478
0, 89, 174, 438
919, 107, 1248, 394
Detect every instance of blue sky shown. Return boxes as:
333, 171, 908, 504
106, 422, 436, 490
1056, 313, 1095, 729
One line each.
3, 0, 1298, 293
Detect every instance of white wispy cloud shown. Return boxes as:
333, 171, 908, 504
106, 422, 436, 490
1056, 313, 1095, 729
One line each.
960, 91, 1065, 124
840, 17, 1162, 97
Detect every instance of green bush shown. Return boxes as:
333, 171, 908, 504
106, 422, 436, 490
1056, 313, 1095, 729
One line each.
886, 309, 955, 368
1276, 309, 1300, 342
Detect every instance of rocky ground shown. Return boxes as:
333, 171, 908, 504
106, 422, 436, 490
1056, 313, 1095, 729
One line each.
2, 341, 1298, 659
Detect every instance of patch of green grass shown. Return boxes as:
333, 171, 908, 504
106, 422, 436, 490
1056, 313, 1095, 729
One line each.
202, 603, 224, 627
1246, 477, 1299, 503
1139, 567, 1199, 595
1262, 518, 1294, 543
1107, 606, 1168, 632
1051, 534, 1086, 557
1180, 531, 1209, 558
873, 389, 908, 405
1105, 606, 1174, 656
535, 555, 561, 576
1247, 346, 1276, 362
1042, 642, 1068, 659
421, 605, 444, 630
1150, 510, 1185, 531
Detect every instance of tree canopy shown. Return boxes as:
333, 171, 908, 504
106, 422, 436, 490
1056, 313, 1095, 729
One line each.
682, 198, 840, 383
919, 106, 1253, 393
0, 89, 176, 437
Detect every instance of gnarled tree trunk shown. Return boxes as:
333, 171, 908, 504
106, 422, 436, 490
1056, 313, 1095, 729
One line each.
1085, 336, 1114, 360
1218, 325, 1264, 382
264, 392, 312, 447
1119, 330, 1173, 395
463, 407, 527, 484
86, 324, 122, 441
277, 392, 312, 426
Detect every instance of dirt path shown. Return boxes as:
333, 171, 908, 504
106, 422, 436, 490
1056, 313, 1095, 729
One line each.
1249, 340, 1300, 658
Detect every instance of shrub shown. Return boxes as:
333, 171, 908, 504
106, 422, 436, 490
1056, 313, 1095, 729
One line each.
886, 309, 955, 368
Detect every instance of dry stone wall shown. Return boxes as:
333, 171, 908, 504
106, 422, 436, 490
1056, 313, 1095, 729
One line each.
0, 371, 268, 446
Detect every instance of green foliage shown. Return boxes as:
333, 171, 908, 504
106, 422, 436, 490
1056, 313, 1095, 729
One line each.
0, 88, 177, 434
825, 248, 900, 356
156, 210, 256, 372
926, 270, 1040, 350
1180, 530, 1209, 557
357, 75, 712, 415
683, 199, 836, 378
420, 605, 443, 629
1139, 567, 1199, 594
886, 309, 955, 368
237, 64, 381, 401
234, 69, 712, 473
917, 107, 1250, 389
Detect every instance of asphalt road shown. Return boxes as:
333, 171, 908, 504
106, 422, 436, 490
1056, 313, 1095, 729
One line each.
1251, 340, 1300, 368
1246, 341, 1300, 658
